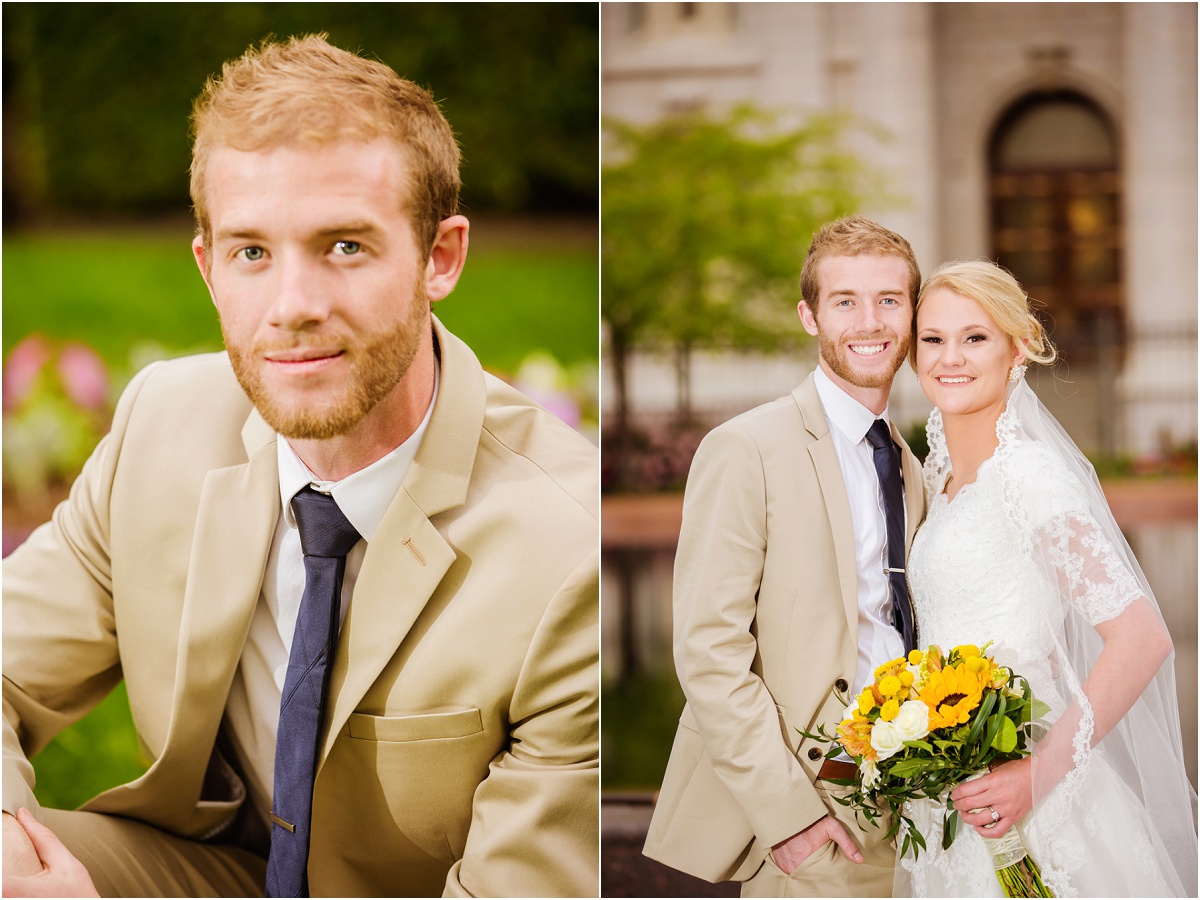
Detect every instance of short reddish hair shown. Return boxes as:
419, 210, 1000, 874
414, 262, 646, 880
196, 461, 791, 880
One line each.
799, 215, 920, 314
190, 34, 460, 258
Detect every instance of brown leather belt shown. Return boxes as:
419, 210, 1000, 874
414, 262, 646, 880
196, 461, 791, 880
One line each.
817, 759, 858, 781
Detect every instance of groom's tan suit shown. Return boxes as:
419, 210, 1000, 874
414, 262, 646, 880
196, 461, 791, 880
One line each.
643, 372, 924, 894
3, 318, 599, 897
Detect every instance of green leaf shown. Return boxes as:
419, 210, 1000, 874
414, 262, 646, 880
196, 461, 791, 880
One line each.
911, 824, 927, 852
942, 810, 960, 849
887, 758, 933, 779
991, 716, 1018, 753
977, 712, 1004, 767
964, 691, 997, 749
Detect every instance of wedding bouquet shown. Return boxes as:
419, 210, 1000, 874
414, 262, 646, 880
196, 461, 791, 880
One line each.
800, 643, 1053, 897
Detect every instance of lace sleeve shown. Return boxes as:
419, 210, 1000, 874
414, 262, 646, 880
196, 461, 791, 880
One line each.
1009, 442, 1142, 625
1036, 510, 1143, 625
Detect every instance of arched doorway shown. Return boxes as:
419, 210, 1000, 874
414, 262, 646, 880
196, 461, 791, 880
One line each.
990, 91, 1122, 362
989, 91, 1123, 451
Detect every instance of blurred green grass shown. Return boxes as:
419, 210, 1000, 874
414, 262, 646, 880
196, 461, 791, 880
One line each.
4, 227, 597, 811
601, 670, 685, 791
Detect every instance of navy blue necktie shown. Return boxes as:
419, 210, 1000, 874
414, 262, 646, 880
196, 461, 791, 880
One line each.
865, 419, 916, 653
266, 487, 360, 898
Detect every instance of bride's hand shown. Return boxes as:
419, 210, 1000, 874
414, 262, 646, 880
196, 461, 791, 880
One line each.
949, 758, 1034, 838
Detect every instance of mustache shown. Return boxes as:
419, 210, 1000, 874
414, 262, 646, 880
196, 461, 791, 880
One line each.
841, 331, 898, 342
244, 335, 353, 354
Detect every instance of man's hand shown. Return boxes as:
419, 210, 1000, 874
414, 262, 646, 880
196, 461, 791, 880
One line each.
771, 815, 864, 875
2, 808, 98, 898
4, 811, 42, 877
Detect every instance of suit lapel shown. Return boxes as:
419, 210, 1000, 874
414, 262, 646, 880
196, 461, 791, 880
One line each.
894, 429, 925, 550
794, 376, 859, 641
318, 317, 485, 767
319, 497, 456, 764
89, 408, 280, 832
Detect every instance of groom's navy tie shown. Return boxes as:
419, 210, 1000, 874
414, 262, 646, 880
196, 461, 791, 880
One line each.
266, 487, 360, 898
866, 418, 916, 653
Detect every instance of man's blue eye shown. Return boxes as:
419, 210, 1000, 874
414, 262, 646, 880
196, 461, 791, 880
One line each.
241, 246, 265, 261
334, 241, 362, 255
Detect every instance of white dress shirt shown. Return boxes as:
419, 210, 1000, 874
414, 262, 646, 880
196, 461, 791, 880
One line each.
812, 367, 908, 697
224, 366, 439, 826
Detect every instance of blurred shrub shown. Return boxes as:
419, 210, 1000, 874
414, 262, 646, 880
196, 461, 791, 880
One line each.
601, 422, 708, 495
3, 335, 112, 508
513, 349, 599, 444
3, 3, 597, 224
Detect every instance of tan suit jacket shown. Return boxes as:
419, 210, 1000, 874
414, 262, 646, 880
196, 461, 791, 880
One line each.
642, 373, 924, 883
3, 318, 599, 897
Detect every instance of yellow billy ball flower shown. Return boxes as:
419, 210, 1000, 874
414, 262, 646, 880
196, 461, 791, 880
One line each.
878, 675, 902, 696
899, 670, 915, 688
956, 644, 982, 660
908, 648, 924, 666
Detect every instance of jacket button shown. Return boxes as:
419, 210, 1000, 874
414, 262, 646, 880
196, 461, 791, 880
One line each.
808, 748, 822, 761
835, 678, 849, 692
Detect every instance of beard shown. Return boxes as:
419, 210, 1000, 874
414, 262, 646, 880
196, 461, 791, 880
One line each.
224, 280, 429, 440
818, 328, 912, 389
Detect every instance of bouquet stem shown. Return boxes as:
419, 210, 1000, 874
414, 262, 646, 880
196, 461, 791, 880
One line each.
982, 827, 1053, 898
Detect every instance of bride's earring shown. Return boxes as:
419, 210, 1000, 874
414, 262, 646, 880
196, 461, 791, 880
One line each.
1008, 364, 1027, 384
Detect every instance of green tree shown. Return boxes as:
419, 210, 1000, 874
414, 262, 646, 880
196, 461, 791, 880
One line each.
2, 3, 597, 224
602, 106, 892, 488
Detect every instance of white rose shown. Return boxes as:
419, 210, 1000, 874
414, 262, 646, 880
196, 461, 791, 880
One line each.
869, 700, 930, 760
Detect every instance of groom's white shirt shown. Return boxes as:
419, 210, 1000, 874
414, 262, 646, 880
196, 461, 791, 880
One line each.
813, 366, 907, 695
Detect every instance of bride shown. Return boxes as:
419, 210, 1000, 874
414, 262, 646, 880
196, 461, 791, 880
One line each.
897, 260, 1197, 897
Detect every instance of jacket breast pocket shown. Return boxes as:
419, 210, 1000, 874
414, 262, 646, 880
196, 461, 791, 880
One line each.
345, 707, 483, 742
327, 707, 492, 863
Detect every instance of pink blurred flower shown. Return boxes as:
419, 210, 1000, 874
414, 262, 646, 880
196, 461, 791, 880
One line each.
3, 335, 53, 413
56, 343, 110, 411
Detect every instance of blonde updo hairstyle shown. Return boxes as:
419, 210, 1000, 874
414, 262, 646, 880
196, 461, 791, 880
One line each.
910, 260, 1057, 369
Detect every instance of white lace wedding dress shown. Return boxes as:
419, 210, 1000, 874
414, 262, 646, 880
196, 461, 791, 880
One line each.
896, 400, 1191, 897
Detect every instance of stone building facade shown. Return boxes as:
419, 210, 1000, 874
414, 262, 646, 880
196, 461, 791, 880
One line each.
602, 2, 1197, 456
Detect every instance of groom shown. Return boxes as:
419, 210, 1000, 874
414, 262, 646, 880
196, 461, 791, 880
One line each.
643, 215, 926, 896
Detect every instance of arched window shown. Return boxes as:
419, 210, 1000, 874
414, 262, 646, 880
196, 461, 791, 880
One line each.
989, 92, 1122, 363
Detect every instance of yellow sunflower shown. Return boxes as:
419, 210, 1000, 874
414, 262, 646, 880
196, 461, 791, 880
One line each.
919, 663, 986, 730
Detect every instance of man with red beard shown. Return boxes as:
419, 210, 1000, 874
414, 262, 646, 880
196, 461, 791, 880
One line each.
644, 216, 925, 897
3, 35, 598, 898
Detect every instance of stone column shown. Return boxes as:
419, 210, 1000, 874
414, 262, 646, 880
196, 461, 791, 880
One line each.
1119, 3, 1198, 454
827, 2, 939, 428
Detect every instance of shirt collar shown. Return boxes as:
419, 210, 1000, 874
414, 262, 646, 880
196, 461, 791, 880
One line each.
813, 365, 890, 445
276, 361, 440, 541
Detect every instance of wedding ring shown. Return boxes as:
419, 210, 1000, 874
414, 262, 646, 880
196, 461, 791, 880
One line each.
987, 806, 999, 824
